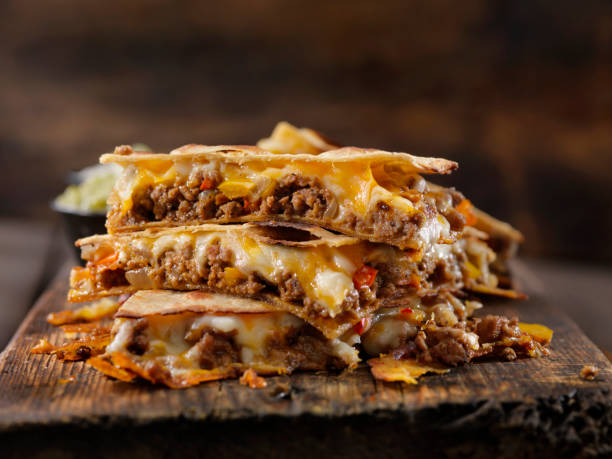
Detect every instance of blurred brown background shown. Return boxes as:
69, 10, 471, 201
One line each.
1, 0, 611, 263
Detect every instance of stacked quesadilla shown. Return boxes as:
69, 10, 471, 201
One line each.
35, 122, 551, 388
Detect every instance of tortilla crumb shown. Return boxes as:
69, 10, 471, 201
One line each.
580, 365, 599, 380
30, 338, 55, 354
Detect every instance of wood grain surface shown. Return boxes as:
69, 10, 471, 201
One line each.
0, 264, 611, 458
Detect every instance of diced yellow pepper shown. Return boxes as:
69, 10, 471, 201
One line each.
368, 355, 449, 384
218, 180, 255, 199
518, 322, 554, 344
223, 267, 245, 286
464, 261, 481, 279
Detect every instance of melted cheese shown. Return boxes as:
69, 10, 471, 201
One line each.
416, 215, 451, 247
152, 233, 193, 260
361, 317, 417, 356
189, 313, 302, 363
108, 312, 359, 370
229, 234, 360, 317
115, 165, 138, 213
313, 271, 353, 314
106, 229, 364, 317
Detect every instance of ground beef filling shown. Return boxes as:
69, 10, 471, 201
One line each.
186, 327, 241, 370
124, 173, 334, 225
125, 318, 149, 356
263, 327, 348, 371
89, 239, 469, 318
90, 243, 378, 317
391, 315, 548, 366
119, 173, 462, 244
123, 321, 347, 371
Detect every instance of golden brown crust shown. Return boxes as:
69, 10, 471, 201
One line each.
257, 121, 339, 154
100, 144, 458, 175
116, 290, 275, 318
471, 207, 524, 244
76, 221, 359, 249
115, 290, 372, 340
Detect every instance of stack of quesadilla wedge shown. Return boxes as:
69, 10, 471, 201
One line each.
36, 122, 551, 388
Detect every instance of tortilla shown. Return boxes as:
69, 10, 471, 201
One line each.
102, 144, 457, 175
116, 290, 275, 318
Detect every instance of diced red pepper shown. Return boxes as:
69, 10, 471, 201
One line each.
200, 178, 215, 191
456, 199, 476, 226
400, 307, 413, 316
353, 317, 372, 336
243, 197, 260, 212
353, 265, 378, 289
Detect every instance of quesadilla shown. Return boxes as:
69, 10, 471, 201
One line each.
93, 290, 359, 388
70, 221, 518, 339
101, 144, 473, 251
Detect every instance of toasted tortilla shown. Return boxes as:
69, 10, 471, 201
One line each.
77, 221, 359, 249
101, 144, 457, 175
116, 290, 275, 318
257, 121, 339, 155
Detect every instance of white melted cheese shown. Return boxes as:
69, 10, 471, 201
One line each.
415, 215, 451, 247
189, 313, 303, 364
114, 165, 138, 212
360, 316, 417, 356
422, 242, 454, 264
329, 338, 360, 366
108, 312, 358, 370
332, 253, 356, 274
194, 234, 219, 267
313, 271, 353, 316
152, 233, 193, 260
107, 319, 138, 354
228, 234, 357, 317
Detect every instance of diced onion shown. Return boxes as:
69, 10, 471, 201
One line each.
125, 268, 155, 289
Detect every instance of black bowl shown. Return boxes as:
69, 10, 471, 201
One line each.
51, 202, 107, 264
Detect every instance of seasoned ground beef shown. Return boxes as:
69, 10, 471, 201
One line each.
474, 314, 522, 343
264, 327, 346, 371
98, 268, 128, 290
90, 242, 380, 318
391, 315, 548, 366
276, 272, 305, 302
187, 328, 240, 370
124, 173, 333, 226
125, 318, 149, 356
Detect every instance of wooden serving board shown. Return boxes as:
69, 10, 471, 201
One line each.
1, 264, 611, 458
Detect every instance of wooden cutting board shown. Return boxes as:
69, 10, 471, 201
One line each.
1, 264, 611, 458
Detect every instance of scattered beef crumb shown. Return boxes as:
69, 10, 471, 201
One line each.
580, 365, 599, 380
239, 368, 267, 389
